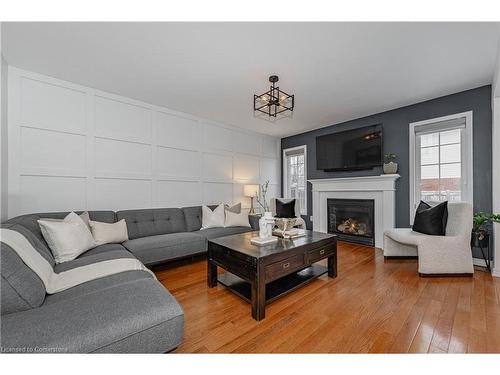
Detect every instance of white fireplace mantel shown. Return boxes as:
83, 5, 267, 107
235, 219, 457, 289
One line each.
308, 174, 400, 248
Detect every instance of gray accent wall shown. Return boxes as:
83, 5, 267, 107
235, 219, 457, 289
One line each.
281, 85, 492, 238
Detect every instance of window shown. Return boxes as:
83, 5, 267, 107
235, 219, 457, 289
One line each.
409, 112, 473, 222
283, 145, 307, 215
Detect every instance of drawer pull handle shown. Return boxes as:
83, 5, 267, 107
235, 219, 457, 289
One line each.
319, 249, 325, 255
283, 262, 290, 269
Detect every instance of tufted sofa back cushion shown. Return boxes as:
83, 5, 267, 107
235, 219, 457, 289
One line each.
5, 211, 116, 250
116, 208, 186, 240
181, 205, 218, 232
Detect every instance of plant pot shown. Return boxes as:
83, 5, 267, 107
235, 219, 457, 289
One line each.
471, 230, 489, 248
383, 161, 398, 174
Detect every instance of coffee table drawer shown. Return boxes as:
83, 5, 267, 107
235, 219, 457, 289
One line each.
265, 254, 305, 282
211, 246, 254, 280
308, 245, 335, 264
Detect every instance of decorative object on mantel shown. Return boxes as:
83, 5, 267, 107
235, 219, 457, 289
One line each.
383, 152, 398, 174
471, 212, 500, 271
254, 75, 294, 119
243, 184, 259, 215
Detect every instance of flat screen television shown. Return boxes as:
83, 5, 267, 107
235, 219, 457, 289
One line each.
316, 124, 383, 171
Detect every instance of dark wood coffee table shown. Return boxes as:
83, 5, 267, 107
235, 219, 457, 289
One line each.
207, 230, 337, 320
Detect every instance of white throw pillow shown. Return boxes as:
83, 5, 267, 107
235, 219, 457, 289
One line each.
224, 209, 251, 228
201, 204, 225, 229
89, 219, 129, 245
38, 212, 96, 263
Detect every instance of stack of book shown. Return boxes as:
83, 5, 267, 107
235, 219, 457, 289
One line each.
272, 228, 306, 239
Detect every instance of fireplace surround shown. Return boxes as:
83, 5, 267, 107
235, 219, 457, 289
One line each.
327, 198, 375, 246
309, 174, 400, 248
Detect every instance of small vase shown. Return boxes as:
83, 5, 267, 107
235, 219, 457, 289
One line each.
259, 212, 275, 239
383, 161, 398, 174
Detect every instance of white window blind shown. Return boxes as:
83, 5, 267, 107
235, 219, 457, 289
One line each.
283, 146, 307, 215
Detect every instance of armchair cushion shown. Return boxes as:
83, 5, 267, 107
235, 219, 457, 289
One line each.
412, 201, 448, 236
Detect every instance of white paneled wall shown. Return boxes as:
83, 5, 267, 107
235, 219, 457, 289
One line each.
7, 67, 280, 217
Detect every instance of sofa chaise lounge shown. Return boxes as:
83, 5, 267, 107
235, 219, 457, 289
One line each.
0, 206, 258, 353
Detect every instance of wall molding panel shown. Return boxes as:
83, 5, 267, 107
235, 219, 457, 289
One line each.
7, 67, 280, 217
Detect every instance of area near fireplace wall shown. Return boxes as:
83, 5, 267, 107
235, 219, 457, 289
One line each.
309, 174, 400, 248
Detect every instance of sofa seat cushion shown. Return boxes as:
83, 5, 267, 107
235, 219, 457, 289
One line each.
1, 277, 184, 353
79, 243, 129, 257
194, 226, 254, 239
54, 249, 136, 273
43, 270, 154, 306
123, 232, 206, 265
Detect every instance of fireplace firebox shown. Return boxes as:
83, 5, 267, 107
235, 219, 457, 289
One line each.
327, 198, 375, 246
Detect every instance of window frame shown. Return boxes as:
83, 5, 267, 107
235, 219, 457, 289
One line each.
409, 111, 473, 224
282, 145, 307, 216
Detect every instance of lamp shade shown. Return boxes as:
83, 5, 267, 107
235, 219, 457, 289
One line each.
244, 184, 259, 197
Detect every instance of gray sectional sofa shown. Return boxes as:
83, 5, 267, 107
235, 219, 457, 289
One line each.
0, 206, 258, 353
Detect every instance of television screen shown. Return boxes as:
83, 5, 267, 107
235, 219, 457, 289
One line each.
316, 125, 383, 171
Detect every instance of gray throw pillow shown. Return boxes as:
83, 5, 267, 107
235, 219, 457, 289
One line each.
225, 202, 241, 214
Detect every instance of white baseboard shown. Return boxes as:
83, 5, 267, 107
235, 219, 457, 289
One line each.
492, 267, 500, 278
473, 258, 500, 277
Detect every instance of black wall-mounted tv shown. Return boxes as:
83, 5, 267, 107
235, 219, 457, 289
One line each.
316, 124, 383, 171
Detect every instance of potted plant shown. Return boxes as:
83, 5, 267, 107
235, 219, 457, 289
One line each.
472, 212, 500, 247
383, 153, 398, 174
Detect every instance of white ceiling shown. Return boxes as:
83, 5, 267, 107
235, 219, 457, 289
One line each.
2, 22, 500, 138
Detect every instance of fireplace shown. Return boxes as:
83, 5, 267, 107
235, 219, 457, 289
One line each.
327, 198, 375, 246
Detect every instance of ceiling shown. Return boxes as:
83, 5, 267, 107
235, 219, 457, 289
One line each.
2, 22, 500, 138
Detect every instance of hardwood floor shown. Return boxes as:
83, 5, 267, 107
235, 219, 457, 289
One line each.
155, 242, 500, 353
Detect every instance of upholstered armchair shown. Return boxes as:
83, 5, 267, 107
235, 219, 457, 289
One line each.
383, 202, 473, 276
269, 198, 307, 229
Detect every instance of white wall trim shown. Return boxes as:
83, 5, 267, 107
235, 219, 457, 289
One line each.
409, 111, 474, 223
6, 66, 280, 216
282, 145, 307, 215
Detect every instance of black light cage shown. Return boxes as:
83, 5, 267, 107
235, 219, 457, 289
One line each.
253, 77, 295, 118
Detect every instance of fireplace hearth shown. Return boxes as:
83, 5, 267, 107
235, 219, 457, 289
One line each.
327, 198, 375, 246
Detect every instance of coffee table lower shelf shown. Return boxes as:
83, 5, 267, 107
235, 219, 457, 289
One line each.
217, 263, 327, 304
